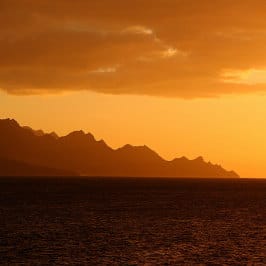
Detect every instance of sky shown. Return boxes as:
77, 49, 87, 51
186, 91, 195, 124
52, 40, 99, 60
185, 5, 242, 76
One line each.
1, 0, 266, 177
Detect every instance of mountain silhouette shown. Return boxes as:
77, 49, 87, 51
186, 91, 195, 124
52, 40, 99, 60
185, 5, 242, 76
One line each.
23, 126, 59, 139
0, 118, 239, 178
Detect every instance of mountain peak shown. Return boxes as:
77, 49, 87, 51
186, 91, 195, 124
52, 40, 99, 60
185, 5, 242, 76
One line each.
49, 132, 59, 139
67, 130, 86, 136
0, 118, 20, 128
119, 144, 155, 153
0, 118, 240, 178
194, 156, 204, 162
62, 130, 97, 146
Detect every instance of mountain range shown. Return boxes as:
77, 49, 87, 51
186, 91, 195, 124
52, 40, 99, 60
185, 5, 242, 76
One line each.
0, 118, 239, 178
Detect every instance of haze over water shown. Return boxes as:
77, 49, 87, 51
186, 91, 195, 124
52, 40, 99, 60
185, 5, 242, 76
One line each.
1, 177, 265, 265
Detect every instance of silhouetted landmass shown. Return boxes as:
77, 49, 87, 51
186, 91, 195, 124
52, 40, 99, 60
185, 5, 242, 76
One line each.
23, 126, 59, 139
0, 157, 77, 176
0, 118, 239, 177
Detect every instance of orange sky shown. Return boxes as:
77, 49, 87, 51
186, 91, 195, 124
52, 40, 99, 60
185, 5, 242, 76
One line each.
1, 0, 266, 177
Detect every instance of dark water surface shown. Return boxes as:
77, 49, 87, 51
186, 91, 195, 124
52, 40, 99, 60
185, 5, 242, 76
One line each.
0, 178, 265, 265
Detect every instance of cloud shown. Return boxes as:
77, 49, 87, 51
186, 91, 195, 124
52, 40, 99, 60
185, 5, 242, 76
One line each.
90, 66, 119, 74
1, 0, 266, 97
122, 26, 154, 36
221, 69, 266, 85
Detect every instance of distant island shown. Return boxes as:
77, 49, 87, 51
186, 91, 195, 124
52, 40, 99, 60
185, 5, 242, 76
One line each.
0, 118, 239, 178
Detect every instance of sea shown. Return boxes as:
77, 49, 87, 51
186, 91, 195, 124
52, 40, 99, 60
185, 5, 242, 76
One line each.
0, 177, 265, 265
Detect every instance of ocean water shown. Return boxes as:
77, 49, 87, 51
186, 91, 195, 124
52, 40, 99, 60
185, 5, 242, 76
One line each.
0, 178, 265, 265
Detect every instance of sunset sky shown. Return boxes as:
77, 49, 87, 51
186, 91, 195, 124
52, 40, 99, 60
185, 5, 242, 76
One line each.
1, 0, 266, 177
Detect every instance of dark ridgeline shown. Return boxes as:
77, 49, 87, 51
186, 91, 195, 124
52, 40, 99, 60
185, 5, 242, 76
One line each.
0, 118, 239, 177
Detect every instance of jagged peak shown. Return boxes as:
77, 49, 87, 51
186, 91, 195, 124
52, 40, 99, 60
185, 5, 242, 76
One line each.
49, 132, 59, 139
116, 144, 162, 160
120, 144, 133, 149
23, 126, 59, 139
171, 156, 188, 163
63, 130, 96, 144
194, 156, 204, 162
67, 130, 86, 136
0, 117, 240, 178
97, 139, 107, 145
23, 126, 45, 136
119, 144, 153, 152
86, 132, 95, 139
0, 118, 20, 128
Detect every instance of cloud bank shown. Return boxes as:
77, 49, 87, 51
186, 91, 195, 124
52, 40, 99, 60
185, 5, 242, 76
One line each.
1, 0, 266, 97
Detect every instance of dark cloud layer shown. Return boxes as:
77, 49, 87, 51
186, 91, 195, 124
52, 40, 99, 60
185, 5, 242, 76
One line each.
1, 0, 266, 97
